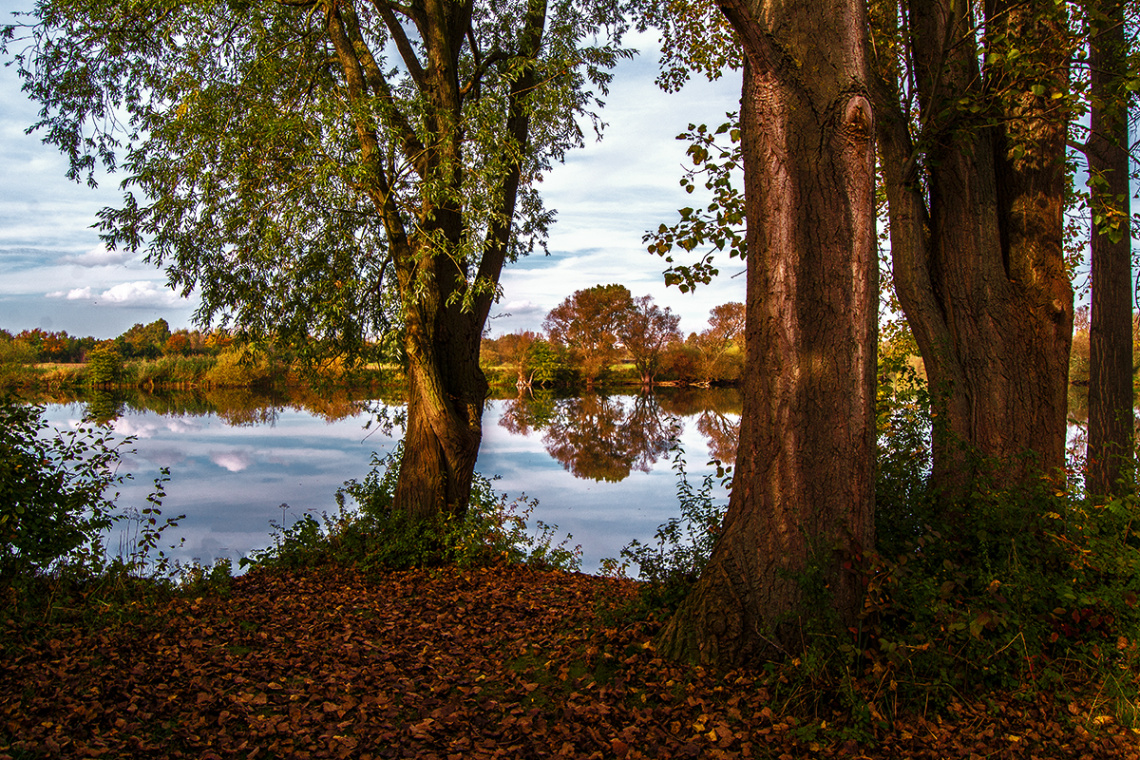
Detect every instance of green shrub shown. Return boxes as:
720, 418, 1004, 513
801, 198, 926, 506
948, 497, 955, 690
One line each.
875, 349, 933, 551
135, 355, 216, 386
0, 396, 178, 583
204, 347, 275, 387
603, 444, 729, 610
0, 339, 38, 389
242, 444, 581, 573
85, 344, 124, 386
862, 352, 1140, 704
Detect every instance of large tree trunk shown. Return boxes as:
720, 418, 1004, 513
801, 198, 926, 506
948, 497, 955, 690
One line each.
658, 0, 877, 663
395, 316, 487, 520
1087, 0, 1133, 496
386, 0, 545, 520
874, 0, 1073, 498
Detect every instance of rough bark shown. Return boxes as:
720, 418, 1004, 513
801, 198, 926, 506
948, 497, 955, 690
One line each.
396, 292, 488, 519
658, 0, 877, 663
1087, 0, 1134, 496
873, 0, 1073, 497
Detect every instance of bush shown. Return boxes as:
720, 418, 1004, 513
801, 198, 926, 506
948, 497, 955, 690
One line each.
0, 396, 178, 584
857, 468, 1140, 704
204, 347, 275, 387
0, 340, 38, 389
862, 350, 1140, 704
603, 444, 729, 610
135, 354, 216, 386
85, 344, 124, 386
242, 444, 581, 573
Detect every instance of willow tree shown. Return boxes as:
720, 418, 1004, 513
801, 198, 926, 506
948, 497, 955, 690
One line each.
870, 0, 1076, 494
3, 0, 627, 518
652, 0, 878, 661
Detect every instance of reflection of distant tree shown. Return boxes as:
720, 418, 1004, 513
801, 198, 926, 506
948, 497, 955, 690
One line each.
544, 396, 629, 481
542, 394, 674, 482
625, 394, 679, 472
113, 386, 386, 424
84, 390, 125, 423
657, 386, 742, 418
286, 384, 374, 422
697, 410, 740, 465
500, 391, 558, 436
498, 389, 738, 481
657, 387, 740, 464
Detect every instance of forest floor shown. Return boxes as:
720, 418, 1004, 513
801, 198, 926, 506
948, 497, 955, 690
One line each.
1, 565, 1137, 759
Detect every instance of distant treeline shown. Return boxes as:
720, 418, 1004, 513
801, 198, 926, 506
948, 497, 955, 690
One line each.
0, 319, 396, 392
2, 298, 1122, 396
482, 284, 745, 389
2, 289, 747, 393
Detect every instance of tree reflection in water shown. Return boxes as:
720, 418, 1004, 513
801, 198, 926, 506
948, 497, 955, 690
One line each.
45, 384, 741, 481
696, 410, 740, 465
543, 394, 674, 482
658, 387, 742, 466
32, 386, 399, 427
499, 390, 739, 482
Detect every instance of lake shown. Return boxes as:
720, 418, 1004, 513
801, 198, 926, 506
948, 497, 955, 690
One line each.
41, 388, 741, 575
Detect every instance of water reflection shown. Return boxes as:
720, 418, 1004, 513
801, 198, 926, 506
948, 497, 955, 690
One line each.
38, 386, 741, 573
501, 392, 733, 482
543, 394, 675, 482
696, 409, 740, 465
29, 384, 401, 427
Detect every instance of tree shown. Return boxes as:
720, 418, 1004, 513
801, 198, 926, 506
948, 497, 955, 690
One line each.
616, 295, 681, 385
655, 0, 878, 662
1085, 0, 1133, 495
489, 331, 547, 389
544, 284, 634, 388
163, 332, 191, 357
687, 302, 744, 385
4, 0, 627, 520
870, 0, 1076, 495
85, 343, 123, 387
120, 320, 171, 360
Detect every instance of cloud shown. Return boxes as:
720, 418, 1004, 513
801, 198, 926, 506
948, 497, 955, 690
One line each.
47, 280, 186, 307
497, 299, 547, 320
52, 287, 94, 300
64, 245, 135, 267
211, 451, 254, 473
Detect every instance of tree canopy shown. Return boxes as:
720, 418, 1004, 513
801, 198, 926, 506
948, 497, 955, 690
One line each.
4, 0, 627, 354
4, 0, 631, 518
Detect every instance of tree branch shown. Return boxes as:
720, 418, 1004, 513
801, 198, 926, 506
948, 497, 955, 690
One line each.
340, 2, 430, 178
373, 0, 427, 89
325, 1, 410, 250
474, 0, 547, 328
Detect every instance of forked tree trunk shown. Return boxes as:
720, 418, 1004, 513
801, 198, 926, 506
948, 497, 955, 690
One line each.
385, 0, 546, 520
1087, 0, 1133, 496
658, 0, 877, 663
874, 0, 1073, 498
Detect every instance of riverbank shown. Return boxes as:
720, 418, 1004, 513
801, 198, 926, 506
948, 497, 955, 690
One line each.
1, 564, 1133, 760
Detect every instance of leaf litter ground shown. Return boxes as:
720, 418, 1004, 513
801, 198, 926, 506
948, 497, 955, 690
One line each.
2, 566, 1137, 759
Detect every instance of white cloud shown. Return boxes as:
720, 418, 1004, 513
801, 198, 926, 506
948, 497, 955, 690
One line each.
50, 286, 94, 300
64, 245, 135, 267
112, 418, 161, 438
47, 280, 187, 307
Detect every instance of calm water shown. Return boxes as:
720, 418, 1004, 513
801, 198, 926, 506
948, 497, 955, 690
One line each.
42, 389, 740, 575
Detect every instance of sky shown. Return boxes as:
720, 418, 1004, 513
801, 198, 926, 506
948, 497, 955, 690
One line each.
0, 1, 745, 341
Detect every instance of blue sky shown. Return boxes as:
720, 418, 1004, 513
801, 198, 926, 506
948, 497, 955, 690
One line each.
0, 1, 745, 340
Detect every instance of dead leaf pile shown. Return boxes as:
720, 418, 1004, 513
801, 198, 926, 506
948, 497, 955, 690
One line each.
1, 566, 1137, 758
